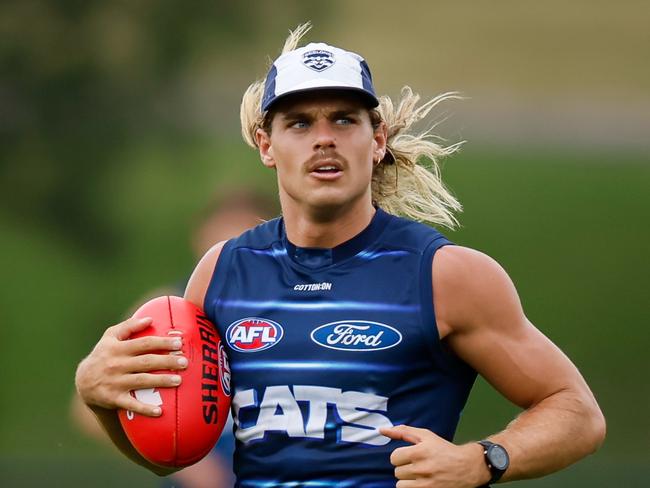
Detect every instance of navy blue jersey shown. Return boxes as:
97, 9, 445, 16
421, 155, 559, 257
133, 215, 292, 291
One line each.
204, 208, 477, 487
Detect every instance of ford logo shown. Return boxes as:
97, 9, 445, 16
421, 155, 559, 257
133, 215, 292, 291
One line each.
310, 320, 402, 351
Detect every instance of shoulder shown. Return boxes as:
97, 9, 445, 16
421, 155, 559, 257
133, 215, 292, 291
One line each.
433, 245, 512, 290
433, 246, 523, 339
432, 246, 603, 414
183, 217, 283, 310
381, 212, 450, 251
229, 216, 283, 249
184, 241, 227, 309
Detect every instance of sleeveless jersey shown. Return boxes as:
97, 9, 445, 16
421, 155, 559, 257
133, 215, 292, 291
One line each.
204, 208, 477, 487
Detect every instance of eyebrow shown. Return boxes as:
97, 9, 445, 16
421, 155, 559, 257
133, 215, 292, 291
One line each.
279, 108, 360, 121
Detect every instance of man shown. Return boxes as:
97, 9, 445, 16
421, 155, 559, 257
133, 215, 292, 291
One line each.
75, 25, 605, 487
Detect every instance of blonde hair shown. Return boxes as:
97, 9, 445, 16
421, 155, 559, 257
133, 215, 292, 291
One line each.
240, 23, 463, 229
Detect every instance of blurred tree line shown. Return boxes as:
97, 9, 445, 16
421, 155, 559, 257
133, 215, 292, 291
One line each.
1, 3, 648, 486
0, 0, 328, 254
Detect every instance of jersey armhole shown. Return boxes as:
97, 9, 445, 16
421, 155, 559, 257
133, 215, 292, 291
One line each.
203, 239, 235, 324
418, 236, 453, 360
419, 238, 479, 380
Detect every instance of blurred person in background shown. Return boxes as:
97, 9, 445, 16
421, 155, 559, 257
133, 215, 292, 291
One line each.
71, 188, 278, 488
75, 24, 605, 487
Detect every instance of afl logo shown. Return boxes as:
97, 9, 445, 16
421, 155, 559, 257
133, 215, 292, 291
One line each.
226, 317, 284, 353
311, 320, 402, 351
218, 343, 231, 396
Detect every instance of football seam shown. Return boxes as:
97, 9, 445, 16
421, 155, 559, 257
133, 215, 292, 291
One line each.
167, 296, 181, 466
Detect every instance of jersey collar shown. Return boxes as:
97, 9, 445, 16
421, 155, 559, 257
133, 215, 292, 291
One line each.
282, 207, 391, 269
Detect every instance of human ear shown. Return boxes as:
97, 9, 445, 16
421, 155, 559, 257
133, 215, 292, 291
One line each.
255, 128, 275, 168
373, 121, 388, 163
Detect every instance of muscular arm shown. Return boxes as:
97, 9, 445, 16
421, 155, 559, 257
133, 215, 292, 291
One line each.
434, 246, 606, 483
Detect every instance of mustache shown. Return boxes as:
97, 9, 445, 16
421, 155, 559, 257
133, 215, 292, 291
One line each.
304, 149, 347, 172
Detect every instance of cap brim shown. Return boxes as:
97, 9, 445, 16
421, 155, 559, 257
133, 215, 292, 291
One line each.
263, 86, 379, 112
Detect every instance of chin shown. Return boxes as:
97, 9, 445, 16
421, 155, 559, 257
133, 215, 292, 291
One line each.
305, 188, 350, 207
306, 189, 369, 216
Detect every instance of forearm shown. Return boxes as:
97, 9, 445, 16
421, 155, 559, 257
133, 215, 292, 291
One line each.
89, 405, 178, 477
70, 392, 111, 442
487, 389, 606, 482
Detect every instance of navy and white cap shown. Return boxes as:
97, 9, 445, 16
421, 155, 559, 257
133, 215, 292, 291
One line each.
261, 42, 379, 112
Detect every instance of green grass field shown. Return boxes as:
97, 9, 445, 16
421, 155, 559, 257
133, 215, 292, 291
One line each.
1, 142, 648, 486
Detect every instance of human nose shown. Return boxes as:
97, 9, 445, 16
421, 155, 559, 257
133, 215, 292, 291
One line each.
312, 120, 336, 152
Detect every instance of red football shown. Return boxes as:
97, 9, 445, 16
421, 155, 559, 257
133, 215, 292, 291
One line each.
118, 296, 231, 467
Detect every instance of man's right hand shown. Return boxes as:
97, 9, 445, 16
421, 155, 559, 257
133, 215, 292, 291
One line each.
75, 316, 188, 417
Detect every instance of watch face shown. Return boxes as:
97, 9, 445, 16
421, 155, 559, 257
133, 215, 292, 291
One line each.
488, 445, 509, 471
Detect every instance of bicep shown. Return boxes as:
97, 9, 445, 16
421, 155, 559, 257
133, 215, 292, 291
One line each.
434, 246, 587, 409
184, 241, 226, 309
451, 314, 582, 409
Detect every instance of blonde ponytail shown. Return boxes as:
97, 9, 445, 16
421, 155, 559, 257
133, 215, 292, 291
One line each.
372, 87, 463, 228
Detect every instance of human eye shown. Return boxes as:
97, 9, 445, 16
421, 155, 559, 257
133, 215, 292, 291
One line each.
288, 118, 309, 129
335, 116, 355, 126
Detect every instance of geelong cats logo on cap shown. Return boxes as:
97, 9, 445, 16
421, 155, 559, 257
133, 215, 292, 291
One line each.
303, 49, 335, 72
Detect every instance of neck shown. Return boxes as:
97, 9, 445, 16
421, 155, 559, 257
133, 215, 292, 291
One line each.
281, 196, 376, 248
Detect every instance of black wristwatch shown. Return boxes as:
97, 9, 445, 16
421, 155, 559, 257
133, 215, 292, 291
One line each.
477, 440, 509, 487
